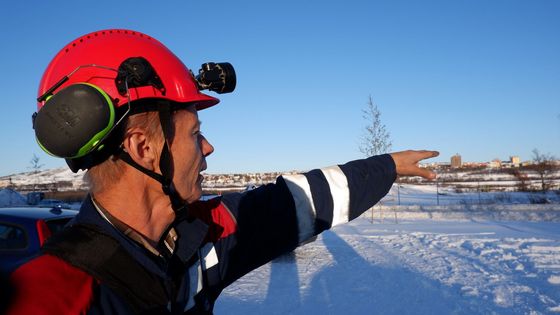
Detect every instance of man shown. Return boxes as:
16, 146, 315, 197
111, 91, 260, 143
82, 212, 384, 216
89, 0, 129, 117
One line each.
8, 29, 438, 314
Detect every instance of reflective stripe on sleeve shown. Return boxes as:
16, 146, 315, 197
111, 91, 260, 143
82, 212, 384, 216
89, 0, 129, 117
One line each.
320, 165, 350, 226
282, 173, 317, 243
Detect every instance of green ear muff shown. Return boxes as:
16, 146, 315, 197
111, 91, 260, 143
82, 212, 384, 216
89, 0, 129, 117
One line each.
34, 83, 115, 159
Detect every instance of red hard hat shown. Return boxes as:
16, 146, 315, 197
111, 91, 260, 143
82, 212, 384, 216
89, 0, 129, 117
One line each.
37, 29, 219, 111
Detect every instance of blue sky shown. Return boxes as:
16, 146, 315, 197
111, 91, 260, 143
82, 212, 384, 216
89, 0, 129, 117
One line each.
0, 1, 558, 175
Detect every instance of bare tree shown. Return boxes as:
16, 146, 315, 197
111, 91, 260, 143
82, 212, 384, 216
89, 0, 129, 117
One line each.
360, 96, 392, 157
29, 154, 44, 174
512, 169, 530, 192
531, 149, 556, 192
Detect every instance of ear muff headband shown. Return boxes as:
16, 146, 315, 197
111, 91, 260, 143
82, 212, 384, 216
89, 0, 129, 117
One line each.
34, 83, 115, 159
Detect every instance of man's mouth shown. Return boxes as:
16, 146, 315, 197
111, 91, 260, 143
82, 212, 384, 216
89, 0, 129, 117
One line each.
198, 169, 206, 183
198, 163, 207, 183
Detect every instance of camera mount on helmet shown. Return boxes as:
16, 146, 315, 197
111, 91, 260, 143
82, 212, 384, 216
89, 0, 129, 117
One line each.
116, 57, 166, 97
195, 62, 236, 94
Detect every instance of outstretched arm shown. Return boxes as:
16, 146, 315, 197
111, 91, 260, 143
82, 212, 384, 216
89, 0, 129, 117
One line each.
214, 151, 439, 288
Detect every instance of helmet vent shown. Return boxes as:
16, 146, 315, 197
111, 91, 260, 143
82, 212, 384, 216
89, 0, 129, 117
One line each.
64, 30, 153, 54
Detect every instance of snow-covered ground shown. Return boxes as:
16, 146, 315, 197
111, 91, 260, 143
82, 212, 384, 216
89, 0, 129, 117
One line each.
215, 214, 560, 314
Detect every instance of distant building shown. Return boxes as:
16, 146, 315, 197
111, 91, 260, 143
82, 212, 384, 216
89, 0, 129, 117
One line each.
420, 162, 450, 169
451, 154, 462, 168
501, 161, 513, 168
489, 159, 502, 168
462, 162, 487, 168
510, 156, 521, 167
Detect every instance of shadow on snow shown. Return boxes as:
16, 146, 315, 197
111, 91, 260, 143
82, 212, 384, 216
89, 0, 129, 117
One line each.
215, 230, 499, 314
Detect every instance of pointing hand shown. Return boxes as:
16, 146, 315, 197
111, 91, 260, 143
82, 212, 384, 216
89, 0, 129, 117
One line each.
390, 150, 439, 180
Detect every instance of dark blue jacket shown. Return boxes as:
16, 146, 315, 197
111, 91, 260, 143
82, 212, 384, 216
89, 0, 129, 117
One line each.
8, 155, 396, 314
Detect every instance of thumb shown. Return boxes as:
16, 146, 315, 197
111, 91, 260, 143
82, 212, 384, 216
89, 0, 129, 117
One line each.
415, 167, 437, 180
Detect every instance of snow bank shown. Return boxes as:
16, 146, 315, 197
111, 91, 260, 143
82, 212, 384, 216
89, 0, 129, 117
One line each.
0, 189, 26, 207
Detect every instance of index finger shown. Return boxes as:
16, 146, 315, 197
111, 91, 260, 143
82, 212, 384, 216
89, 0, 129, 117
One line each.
414, 150, 440, 162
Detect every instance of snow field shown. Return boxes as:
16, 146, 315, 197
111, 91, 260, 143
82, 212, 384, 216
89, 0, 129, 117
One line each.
215, 217, 560, 314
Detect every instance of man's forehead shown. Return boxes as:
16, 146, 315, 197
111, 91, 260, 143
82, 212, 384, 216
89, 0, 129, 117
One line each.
173, 105, 200, 124
171, 103, 197, 115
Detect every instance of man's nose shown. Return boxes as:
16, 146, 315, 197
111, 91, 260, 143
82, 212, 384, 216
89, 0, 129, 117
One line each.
201, 135, 214, 157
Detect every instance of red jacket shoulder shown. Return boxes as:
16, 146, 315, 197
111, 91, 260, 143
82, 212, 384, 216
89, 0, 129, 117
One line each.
190, 198, 237, 241
7, 254, 95, 315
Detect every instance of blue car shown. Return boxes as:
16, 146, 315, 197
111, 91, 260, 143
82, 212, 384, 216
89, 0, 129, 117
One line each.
0, 206, 77, 274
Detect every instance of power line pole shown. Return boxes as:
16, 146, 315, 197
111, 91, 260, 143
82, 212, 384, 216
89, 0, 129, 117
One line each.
436, 180, 440, 206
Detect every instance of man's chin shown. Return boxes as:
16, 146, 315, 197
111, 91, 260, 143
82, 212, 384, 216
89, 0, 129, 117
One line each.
184, 187, 203, 204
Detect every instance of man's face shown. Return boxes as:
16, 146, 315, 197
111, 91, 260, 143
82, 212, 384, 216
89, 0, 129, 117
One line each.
169, 105, 214, 203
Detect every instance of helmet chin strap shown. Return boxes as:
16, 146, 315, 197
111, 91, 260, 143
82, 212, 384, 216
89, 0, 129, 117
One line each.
118, 106, 187, 213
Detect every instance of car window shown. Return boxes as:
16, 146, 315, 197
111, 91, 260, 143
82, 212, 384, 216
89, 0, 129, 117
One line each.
45, 218, 72, 234
0, 223, 28, 250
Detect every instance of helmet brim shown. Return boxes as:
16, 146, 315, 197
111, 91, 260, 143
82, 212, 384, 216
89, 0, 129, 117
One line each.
192, 92, 220, 111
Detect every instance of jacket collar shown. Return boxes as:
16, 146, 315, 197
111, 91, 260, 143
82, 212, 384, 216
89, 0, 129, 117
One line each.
72, 196, 209, 275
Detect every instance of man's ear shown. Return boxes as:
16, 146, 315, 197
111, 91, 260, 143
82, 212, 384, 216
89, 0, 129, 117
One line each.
122, 128, 160, 171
